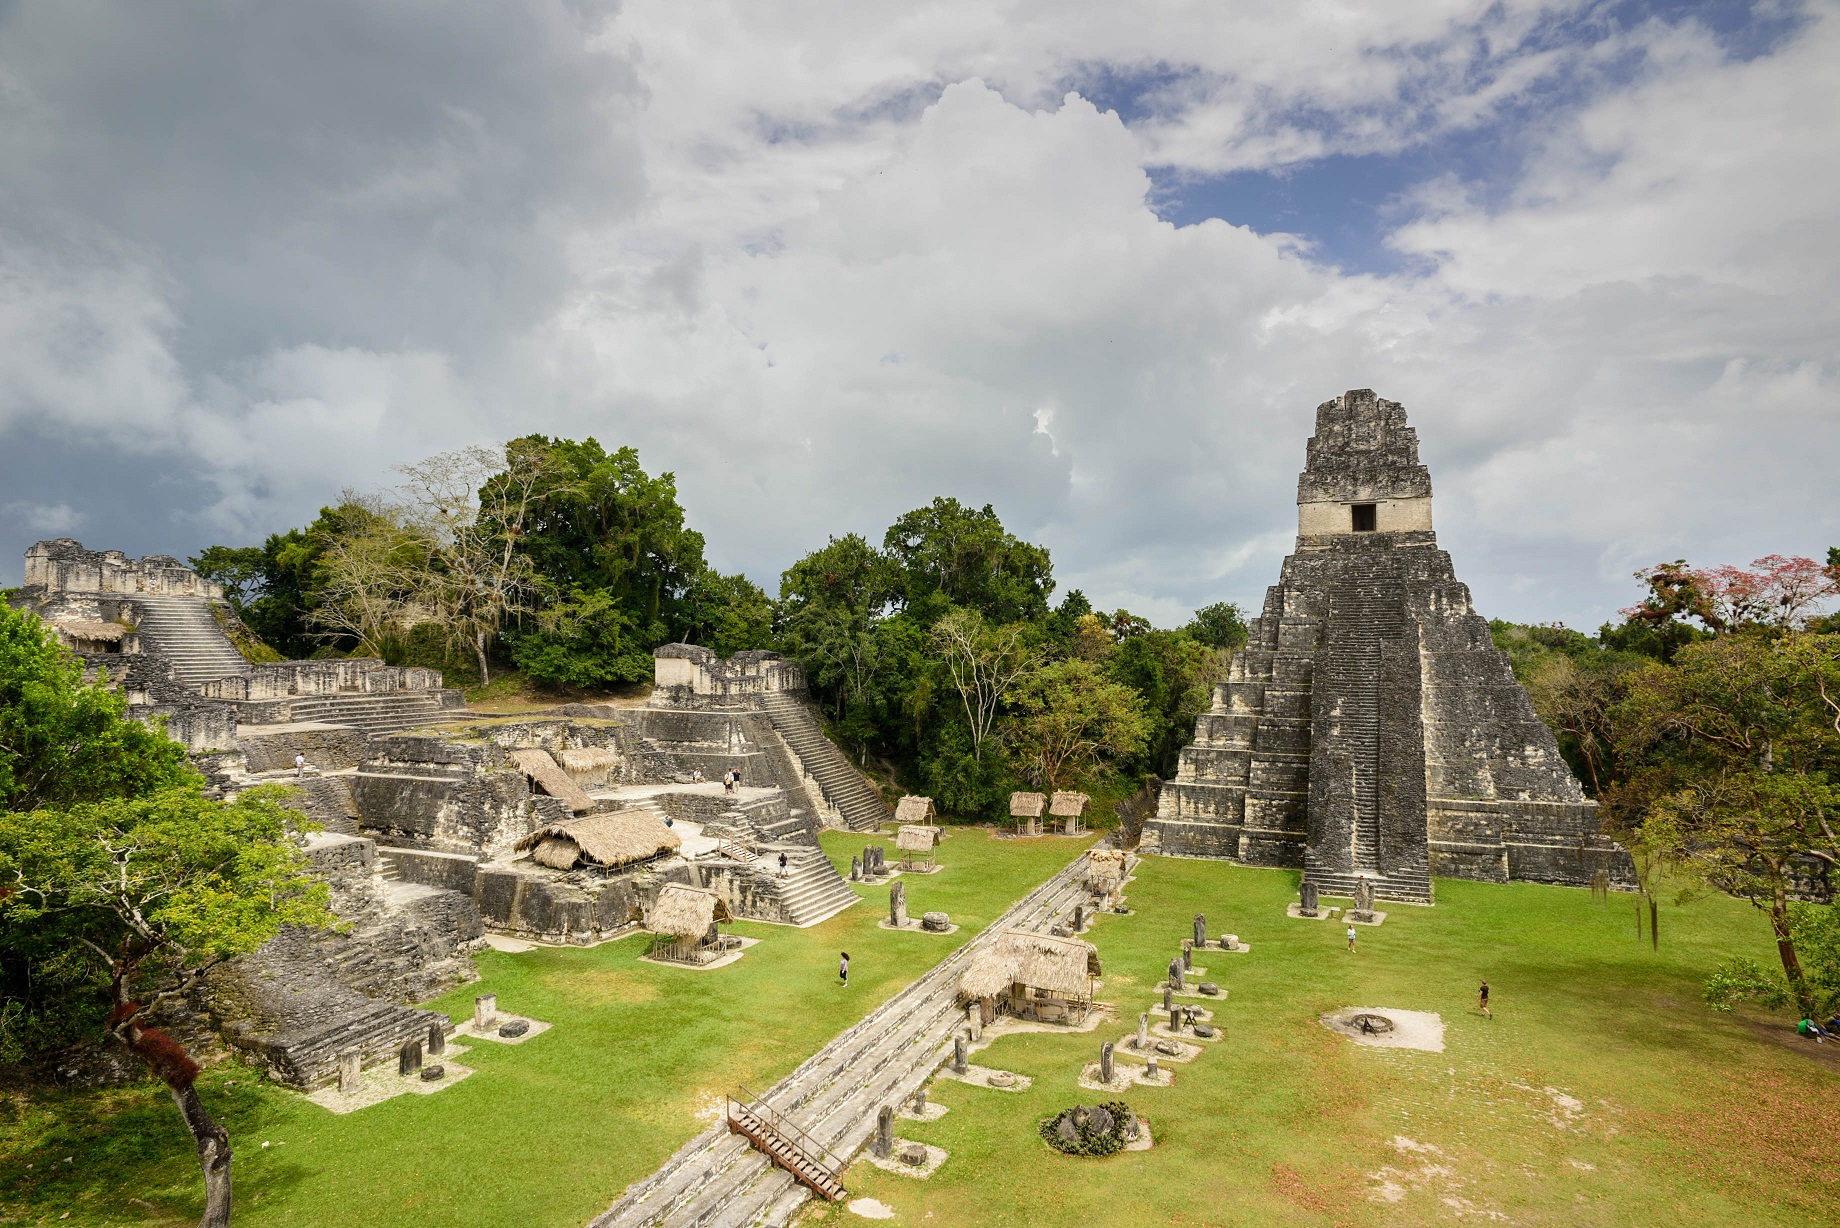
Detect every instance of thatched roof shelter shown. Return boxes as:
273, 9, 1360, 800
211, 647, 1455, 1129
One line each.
896, 825, 940, 853
648, 883, 733, 938
958, 929, 1101, 1002
1085, 848, 1127, 878
58, 619, 129, 644
894, 795, 936, 825
511, 747, 598, 814
516, 808, 681, 871
1009, 792, 1046, 818
1048, 791, 1090, 817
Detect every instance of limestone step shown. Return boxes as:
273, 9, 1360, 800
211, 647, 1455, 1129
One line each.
128, 595, 251, 689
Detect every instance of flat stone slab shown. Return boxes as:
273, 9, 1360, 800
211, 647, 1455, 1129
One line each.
1117, 1035, 1202, 1062
637, 935, 761, 971
1155, 983, 1227, 1001
1287, 903, 1337, 921
303, 1050, 475, 1114
1320, 1007, 1444, 1052
937, 1063, 1031, 1091
1077, 1061, 1171, 1092
454, 1014, 552, 1046
898, 1101, 950, 1122
1151, 1020, 1221, 1044
861, 1139, 948, 1179
876, 919, 960, 934
1346, 911, 1388, 926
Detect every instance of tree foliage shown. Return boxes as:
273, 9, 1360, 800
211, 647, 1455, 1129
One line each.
1006, 659, 1150, 793
0, 604, 192, 814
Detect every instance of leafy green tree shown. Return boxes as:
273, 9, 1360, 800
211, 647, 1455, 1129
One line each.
1107, 630, 1222, 777
0, 604, 191, 813
0, 786, 331, 1228
1005, 658, 1151, 794
1184, 601, 1249, 650
680, 570, 774, 658
1608, 633, 1840, 1014
882, 498, 1054, 623
192, 501, 385, 657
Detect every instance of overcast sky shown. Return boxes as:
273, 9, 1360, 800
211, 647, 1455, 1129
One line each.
2, 0, 1834, 630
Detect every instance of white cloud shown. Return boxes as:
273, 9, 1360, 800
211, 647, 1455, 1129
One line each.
0, 0, 1834, 634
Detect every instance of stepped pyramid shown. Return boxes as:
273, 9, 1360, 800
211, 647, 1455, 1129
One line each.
1146, 389, 1631, 901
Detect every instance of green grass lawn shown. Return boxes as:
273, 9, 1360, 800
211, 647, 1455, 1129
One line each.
0, 829, 1092, 1228
828, 856, 1840, 1227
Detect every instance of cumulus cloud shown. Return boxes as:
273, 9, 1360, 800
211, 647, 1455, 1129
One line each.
0, 0, 1833, 632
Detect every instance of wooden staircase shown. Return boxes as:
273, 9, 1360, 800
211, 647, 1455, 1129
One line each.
726, 1087, 846, 1202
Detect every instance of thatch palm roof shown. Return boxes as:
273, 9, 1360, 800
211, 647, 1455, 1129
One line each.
1009, 792, 1046, 818
511, 747, 599, 814
958, 929, 1100, 1000
894, 796, 936, 825
896, 825, 940, 853
1048, 791, 1090, 817
515, 808, 681, 870
649, 883, 733, 938
57, 619, 129, 643
1085, 848, 1127, 882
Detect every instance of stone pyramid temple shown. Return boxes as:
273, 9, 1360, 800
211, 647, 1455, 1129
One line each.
1144, 389, 1631, 902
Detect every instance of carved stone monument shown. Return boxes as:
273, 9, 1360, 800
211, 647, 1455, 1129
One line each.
1193, 914, 1207, 948
1100, 1040, 1115, 1084
1145, 389, 1636, 897
427, 1022, 445, 1056
1147, 1055, 1160, 1080
474, 994, 497, 1030
1169, 958, 1184, 992
966, 1002, 982, 1042
1352, 875, 1375, 921
875, 1105, 895, 1159
1181, 940, 1193, 971
851, 855, 862, 882
1300, 879, 1319, 917
1136, 1012, 1149, 1050
953, 1033, 969, 1074
338, 1051, 360, 1093
399, 1038, 422, 1076
890, 880, 907, 928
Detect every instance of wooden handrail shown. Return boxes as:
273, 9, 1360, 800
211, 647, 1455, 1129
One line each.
729, 1084, 845, 1176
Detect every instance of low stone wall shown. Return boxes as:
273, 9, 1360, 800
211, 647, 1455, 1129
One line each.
471, 860, 697, 944
239, 723, 368, 772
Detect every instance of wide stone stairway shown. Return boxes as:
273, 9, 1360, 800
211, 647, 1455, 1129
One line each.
756, 843, 858, 927
590, 851, 1095, 1228
127, 594, 251, 688
281, 692, 449, 737
760, 693, 889, 832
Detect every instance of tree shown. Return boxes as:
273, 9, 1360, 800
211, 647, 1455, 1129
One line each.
1107, 630, 1223, 777
1006, 659, 1151, 794
882, 498, 1054, 624
1624, 555, 1840, 639
304, 502, 430, 660
0, 604, 191, 813
1185, 601, 1249, 651
1607, 633, 1840, 1014
0, 786, 330, 1228
930, 608, 1038, 764
396, 442, 558, 685
778, 534, 902, 723
679, 570, 773, 658
192, 500, 389, 657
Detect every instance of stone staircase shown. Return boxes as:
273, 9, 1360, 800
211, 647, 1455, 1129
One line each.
760, 694, 889, 833
757, 844, 858, 927
590, 851, 1095, 1228
283, 692, 447, 736
127, 594, 251, 689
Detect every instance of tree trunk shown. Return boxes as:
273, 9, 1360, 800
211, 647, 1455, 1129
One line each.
171, 1083, 234, 1228
1648, 894, 1659, 951
474, 629, 491, 687
1769, 879, 1813, 1015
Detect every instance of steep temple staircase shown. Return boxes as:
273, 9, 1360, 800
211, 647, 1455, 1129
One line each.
760, 693, 889, 832
128, 595, 251, 689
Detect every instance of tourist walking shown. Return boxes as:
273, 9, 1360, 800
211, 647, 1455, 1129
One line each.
294, 752, 306, 778
1346, 923, 1357, 953
1479, 979, 1492, 1018
839, 951, 850, 987
778, 851, 789, 879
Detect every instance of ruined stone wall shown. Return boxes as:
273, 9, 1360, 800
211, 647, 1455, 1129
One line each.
350, 735, 543, 857
21, 538, 223, 599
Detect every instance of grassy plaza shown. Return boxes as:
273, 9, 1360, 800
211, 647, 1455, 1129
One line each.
3, 835, 1836, 1227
